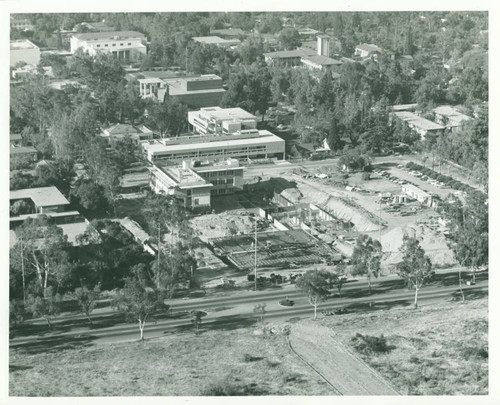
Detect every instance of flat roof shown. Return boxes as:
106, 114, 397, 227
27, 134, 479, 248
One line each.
72, 31, 145, 41
197, 107, 257, 121
210, 28, 245, 36
192, 36, 240, 45
138, 77, 166, 84
402, 184, 431, 198
264, 49, 316, 59
147, 132, 284, 154
356, 43, 382, 52
10, 39, 38, 50
433, 105, 472, 120
393, 112, 444, 131
301, 55, 342, 66
10, 146, 37, 155
10, 133, 22, 141
10, 186, 70, 207
392, 104, 418, 111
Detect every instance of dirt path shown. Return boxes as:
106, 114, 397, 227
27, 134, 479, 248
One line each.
288, 321, 399, 395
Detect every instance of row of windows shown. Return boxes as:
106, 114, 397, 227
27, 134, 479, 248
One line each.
212, 178, 234, 185
154, 148, 272, 161
96, 42, 132, 48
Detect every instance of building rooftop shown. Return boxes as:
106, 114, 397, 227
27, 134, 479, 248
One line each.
192, 36, 241, 45
210, 28, 245, 37
72, 31, 146, 41
10, 39, 39, 50
402, 184, 431, 198
356, 43, 382, 53
116, 217, 150, 244
10, 146, 37, 155
392, 104, 419, 112
264, 49, 316, 59
146, 131, 284, 153
103, 123, 151, 136
10, 186, 70, 208
197, 106, 257, 122
10, 133, 22, 142
153, 165, 211, 190
193, 158, 242, 173
297, 28, 322, 36
301, 54, 342, 66
137, 77, 166, 84
433, 105, 472, 122
393, 112, 445, 131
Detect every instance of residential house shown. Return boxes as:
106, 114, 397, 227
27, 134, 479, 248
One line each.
355, 43, 383, 58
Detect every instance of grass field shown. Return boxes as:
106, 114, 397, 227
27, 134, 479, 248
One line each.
10, 295, 488, 396
321, 296, 488, 395
9, 326, 331, 396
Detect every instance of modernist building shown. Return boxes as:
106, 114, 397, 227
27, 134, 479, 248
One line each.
188, 107, 257, 135
101, 123, 154, 142
317, 35, 330, 56
433, 105, 472, 132
9, 187, 89, 246
149, 159, 244, 209
70, 31, 147, 61
143, 130, 285, 164
10, 39, 40, 67
139, 75, 226, 108
149, 163, 213, 210
393, 111, 445, 139
301, 54, 342, 72
355, 43, 383, 58
263, 49, 317, 66
192, 36, 241, 48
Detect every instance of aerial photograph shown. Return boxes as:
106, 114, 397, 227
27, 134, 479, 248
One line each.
8, 9, 489, 399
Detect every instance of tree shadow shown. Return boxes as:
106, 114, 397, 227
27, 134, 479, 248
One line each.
324, 299, 412, 316
10, 313, 129, 338
164, 314, 257, 335
9, 364, 33, 372
451, 288, 488, 302
10, 334, 97, 355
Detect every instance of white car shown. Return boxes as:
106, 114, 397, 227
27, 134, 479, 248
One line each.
409, 171, 422, 177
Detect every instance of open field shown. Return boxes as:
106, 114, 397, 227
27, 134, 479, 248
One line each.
9, 324, 332, 396
320, 296, 488, 395
9, 292, 487, 396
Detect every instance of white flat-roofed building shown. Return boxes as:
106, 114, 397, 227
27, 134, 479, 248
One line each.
149, 163, 213, 210
393, 111, 445, 139
188, 107, 257, 135
10, 39, 40, 67
401, 184, 431, 204
192, 158, 244, 196
355, 43, 383, 58
138, 77, 166, 99
192, 36, 241, 48
301, 55, 342, 72
102, 123, 154, 142
433, 105, 472, 132
143, 130, 285, 163
70, 31, 147, 62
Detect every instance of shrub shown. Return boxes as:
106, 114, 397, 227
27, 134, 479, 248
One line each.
202, 381, 269, 396
247, 274, 255, 282
351, 333, 391, 355
437, 175, 447, 183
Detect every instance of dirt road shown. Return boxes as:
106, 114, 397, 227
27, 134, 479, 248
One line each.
289, 321, 399, 395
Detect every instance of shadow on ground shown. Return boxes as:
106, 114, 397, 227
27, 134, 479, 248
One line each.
164, 314, 258, 335
10, 334, 97, 355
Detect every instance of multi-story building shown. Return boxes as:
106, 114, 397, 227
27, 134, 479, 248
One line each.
149, 162, 213, 210
188, 107, 258, 135
301, 54, 342, 72
10, 17, 34, 31
149, 159, 244, 209
142, 130, 285, 164
392, 111, 445, 140
192, 159, 244, 197
263, 49, 317, 66
10, 39, 40, 67
70, 31, 147, 62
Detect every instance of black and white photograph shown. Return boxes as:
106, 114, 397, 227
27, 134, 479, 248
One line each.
4, 1, 496, 402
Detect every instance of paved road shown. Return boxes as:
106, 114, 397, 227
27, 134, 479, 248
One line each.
10, 270, 487, 346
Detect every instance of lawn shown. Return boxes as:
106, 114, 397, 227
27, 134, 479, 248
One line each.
9, 326, 332, 396
320, 296, 488, 395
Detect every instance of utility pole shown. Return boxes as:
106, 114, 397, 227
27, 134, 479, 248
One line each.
254, 219, 258, 291
20, 236, 26, 306
157, 223, 161, 289
185, 46, 188, 74
378, 198, 382, 244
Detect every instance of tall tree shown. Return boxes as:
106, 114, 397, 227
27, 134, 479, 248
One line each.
351, 234, 383, 294
113, 273, 168, 341
396, 234, 434, 308
295, 270, 331, 319
73, 284, 101, 326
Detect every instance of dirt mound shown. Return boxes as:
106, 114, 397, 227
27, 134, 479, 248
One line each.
190, 210, 260, 242
382, 224, 457, 267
